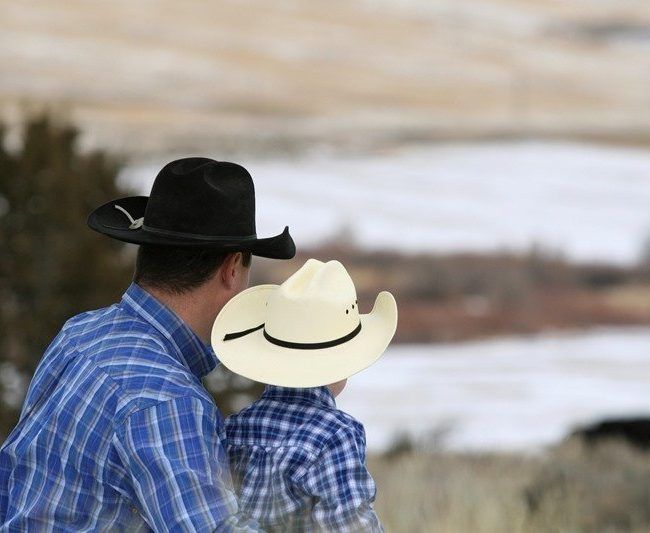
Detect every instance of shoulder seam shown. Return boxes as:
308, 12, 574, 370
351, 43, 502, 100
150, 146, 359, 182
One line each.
114, 394, 218, 436
294, 424, 362, 483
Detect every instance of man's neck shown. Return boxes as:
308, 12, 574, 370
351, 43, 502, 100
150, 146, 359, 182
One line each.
140, 284, 222, 344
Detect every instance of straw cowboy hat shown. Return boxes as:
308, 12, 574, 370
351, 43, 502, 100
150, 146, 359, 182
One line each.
212, 259, 398, 387
87, 157, 295, 259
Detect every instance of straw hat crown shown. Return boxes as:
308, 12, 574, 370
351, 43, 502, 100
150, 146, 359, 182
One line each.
265, 259, 359, 344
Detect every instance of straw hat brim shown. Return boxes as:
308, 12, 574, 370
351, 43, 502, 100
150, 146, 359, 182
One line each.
211, 285, 398, 387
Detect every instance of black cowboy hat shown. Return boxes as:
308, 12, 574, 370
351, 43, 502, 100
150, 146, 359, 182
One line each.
87, 157, 296, 259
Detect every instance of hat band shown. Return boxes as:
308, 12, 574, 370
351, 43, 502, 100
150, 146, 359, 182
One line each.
142, 224, 258, 242
223, 322, 362, 350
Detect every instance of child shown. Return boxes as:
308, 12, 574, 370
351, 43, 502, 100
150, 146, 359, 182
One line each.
212, 259, 397, 532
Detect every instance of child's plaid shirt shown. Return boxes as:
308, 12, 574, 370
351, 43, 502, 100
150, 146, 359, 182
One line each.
225, 385, 383, 532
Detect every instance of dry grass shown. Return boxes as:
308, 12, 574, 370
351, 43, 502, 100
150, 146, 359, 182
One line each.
605, 285, 650, 318
2, 0, 650, 154
369, 440, 650, 533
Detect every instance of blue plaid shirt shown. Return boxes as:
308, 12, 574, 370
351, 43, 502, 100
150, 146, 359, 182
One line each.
0, 283, 257, 532
225, 386, 383, 532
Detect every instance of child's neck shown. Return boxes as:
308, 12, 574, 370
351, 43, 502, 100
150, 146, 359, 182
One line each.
326, 379, 347, 398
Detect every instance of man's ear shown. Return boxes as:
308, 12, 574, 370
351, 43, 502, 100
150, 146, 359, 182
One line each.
219, 252, 242, 290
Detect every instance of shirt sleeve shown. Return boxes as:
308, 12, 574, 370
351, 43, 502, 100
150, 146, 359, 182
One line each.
112, 395, 261, 532
299, 424, 384, 532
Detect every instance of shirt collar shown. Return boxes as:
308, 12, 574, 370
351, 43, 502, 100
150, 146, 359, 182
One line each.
262, 385, 336, 409
120, 283, 218, 379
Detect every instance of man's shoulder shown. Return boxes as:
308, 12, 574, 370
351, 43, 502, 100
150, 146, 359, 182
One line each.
62, 301, 163, 349
62, 303, 168, 373
60, 302, 206, 409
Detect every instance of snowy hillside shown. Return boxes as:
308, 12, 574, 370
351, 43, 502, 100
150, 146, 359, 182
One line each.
123, 141, 650, 265
336, 327, 650, 451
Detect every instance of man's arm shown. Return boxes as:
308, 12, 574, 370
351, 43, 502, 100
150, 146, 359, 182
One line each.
112, 395, 260, 532
299, 424, 384, 532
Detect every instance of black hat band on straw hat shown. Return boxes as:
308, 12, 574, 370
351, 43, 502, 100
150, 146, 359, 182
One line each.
223, 322, 363, 350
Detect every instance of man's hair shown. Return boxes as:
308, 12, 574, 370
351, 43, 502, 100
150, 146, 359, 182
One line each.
134, 245, 252, 294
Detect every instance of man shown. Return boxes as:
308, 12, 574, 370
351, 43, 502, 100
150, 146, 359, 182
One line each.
0, 158, 295, 531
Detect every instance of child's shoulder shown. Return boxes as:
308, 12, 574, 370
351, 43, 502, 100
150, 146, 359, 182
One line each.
324, 406, 366, 442
225, 395, 366, 452
301, 403, 366, 446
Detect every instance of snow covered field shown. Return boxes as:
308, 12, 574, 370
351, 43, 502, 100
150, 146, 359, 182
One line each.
123, 141, 650, 265
337, 327, 650, 452
121, 143, 650, 453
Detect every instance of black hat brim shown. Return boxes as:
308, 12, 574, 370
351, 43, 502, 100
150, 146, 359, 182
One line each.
87, 196, 296, 259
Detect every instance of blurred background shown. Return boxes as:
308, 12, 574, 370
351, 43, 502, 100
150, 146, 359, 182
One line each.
1, 1, 650, 531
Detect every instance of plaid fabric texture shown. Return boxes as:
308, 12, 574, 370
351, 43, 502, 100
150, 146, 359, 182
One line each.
225, 386, 383, 532
0, 283, 258, 532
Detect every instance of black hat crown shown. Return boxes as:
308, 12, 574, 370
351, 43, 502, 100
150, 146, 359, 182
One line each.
145, 158, 256, 239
